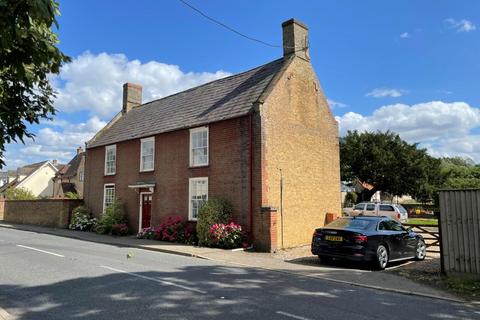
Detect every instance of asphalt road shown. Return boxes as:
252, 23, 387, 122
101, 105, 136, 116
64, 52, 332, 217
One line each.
0, 227, 478, 320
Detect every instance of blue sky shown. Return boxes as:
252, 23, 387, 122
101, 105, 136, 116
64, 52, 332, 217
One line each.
4, 0, 480, 169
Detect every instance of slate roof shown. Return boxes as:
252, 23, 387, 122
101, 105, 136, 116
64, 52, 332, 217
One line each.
87, 57, 290, 148
56, 152, 85, 179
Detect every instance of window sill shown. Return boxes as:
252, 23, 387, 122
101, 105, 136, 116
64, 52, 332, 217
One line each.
189, 165, 209, 169
139, 169, 154, 173
104, 173, 116, 177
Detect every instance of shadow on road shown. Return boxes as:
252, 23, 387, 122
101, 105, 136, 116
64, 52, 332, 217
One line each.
0, 264, 476, 320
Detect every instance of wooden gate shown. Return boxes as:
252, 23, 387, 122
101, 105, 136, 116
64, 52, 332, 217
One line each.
403, 223, 440, 255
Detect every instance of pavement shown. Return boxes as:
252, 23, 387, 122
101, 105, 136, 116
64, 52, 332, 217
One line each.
0, 221, 466, 304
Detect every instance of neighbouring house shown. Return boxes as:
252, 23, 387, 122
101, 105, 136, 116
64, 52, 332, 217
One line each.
0, 160, 63, 198
52, 147, 86, 198
351, 178, 413, 204
84, 19, 341, 251
0, 172, 7, 188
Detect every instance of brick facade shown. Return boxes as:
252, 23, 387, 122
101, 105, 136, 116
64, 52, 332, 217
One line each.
84, 117, 253, 233
84, 20, 341, 251
260, 57, 341, 248
84, 57, 341, 251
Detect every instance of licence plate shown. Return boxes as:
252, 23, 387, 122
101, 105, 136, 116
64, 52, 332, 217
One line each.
325, 235, 343, 242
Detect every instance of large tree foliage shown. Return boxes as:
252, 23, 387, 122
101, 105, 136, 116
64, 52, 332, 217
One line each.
0, 0, 70, 168
340, 130, 442, 202
440, 157, 480, 189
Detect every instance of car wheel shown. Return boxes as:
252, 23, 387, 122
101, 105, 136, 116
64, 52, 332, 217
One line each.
374, 244, 389, 270
415, 240, 427, 261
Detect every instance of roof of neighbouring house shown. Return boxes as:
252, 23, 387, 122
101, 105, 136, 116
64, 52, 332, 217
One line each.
87, 57, 292, 148
0, 178, 17, 193
56, 152, 85, 179
17, 161, 47, 176
0, 161, 61, 195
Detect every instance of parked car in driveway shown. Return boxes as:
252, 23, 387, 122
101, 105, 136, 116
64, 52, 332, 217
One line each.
343, 202, 408, 223
311, 216, 426, 270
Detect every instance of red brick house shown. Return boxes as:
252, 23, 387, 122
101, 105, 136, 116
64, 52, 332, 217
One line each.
84, 19, 341, 251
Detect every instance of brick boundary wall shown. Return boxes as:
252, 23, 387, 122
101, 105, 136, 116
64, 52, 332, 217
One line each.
0, 199, 4, 220
2, 199, 83, 228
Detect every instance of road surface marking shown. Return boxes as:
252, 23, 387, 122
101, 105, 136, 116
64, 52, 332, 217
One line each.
16, 245, 65, 258
99, 265, 207, 294
276, 311, 312, 320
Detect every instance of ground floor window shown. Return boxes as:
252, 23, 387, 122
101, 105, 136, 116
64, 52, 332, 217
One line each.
188, 177, 208, 220
103, 184, 115, 212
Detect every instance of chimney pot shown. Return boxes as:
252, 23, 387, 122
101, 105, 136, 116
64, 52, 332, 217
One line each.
282, 18, 310, 60
122, 83, 143, 114
52, 160, 58, 166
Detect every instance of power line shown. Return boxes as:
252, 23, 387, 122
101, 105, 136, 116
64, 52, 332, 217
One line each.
178, 0, 306, 50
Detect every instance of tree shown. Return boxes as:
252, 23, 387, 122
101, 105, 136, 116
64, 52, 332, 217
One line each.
440, 157, 480, 189
340, 130, 441, 203
5, 187, 37, 200
0, 0, 70, 168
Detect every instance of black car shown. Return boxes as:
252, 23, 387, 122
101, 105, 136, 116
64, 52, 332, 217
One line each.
311, 216, 426, 270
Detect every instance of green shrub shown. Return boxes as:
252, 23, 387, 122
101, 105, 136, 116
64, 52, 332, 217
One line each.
64, 192, 80, 199
96, 201, 127, 235
344, 192, 357, 207
111, 223, 129, 236
5, 187, 37, 200
69, 206, 96, 231
196, 198, 233, 246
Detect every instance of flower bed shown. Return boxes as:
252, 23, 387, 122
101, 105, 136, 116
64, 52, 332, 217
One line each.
207, 222, 245, 249
137, 216, 197, 244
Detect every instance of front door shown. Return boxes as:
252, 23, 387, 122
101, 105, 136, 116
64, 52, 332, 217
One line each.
141, 194, 152, 229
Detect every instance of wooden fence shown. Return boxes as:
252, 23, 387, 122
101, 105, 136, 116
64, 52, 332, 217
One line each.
439, 189, 480, 275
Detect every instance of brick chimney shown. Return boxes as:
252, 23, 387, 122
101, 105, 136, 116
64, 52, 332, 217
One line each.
77, 146, 83, 155
282, 18, 310, 60
122, 83, 142, 114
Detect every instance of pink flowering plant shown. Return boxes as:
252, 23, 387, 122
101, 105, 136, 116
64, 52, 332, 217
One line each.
207, 222, 245, 249
136, 216, 197, 244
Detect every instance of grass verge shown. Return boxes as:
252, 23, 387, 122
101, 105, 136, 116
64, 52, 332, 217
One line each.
387, 258, 480, 301
406, 218, 438, 226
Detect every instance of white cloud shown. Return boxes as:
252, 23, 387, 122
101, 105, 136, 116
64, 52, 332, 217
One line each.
3, 52, 232, 170
327, 99, 347, 109
336, 101, 480, 162
4, 117, 106, 169
445, 18, 476, 32
54, 52, 231, 118
366, 88, 406, 98
400, 32, 410, 38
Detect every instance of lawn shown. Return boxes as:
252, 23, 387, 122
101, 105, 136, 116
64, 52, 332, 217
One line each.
406, 218, 438, 226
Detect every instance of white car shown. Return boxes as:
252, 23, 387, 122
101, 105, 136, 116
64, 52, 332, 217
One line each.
344, 202, 408, 223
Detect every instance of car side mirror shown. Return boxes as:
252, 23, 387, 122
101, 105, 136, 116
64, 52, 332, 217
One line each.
404, 226, 412, 232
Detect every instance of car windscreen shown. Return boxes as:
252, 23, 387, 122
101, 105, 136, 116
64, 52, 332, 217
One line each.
395, 205, 407, 214
325, 218, 374, 230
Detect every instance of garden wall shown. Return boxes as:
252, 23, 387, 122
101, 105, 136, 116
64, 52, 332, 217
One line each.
1, 199, 83, 228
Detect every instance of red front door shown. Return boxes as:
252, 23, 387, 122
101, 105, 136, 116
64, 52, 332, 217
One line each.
141, 194, 152, 229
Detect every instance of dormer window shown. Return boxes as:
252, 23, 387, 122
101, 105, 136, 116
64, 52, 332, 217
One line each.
190, 126, 208, 167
